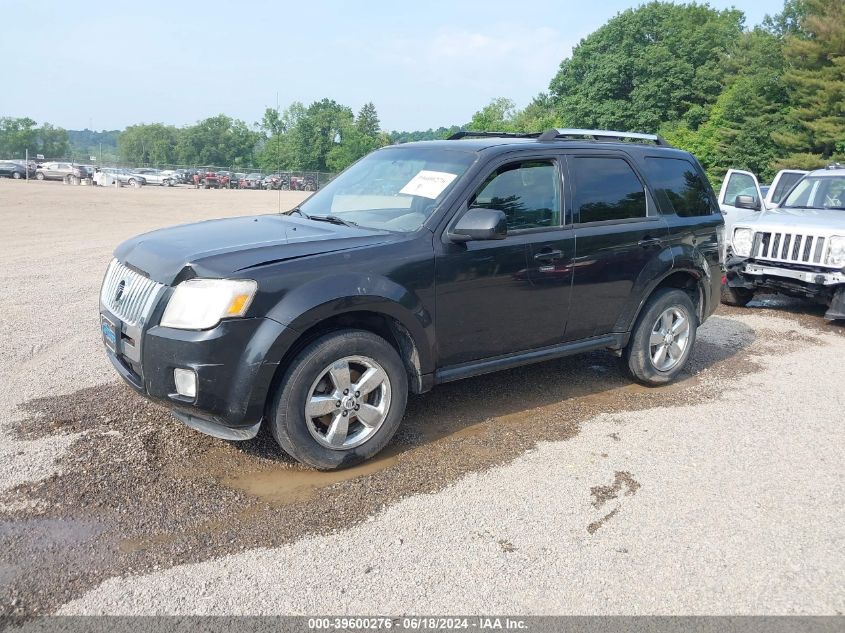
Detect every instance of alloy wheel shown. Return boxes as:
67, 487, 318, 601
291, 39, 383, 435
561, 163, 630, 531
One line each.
649, 307, 691, 371
305, 355, 391, 450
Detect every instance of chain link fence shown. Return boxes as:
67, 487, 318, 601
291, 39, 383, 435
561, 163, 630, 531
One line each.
1, 154, 337, 189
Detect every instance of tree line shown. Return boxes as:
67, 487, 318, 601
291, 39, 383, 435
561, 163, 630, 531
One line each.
1, 0, 841, 183
463, 0, 844, 184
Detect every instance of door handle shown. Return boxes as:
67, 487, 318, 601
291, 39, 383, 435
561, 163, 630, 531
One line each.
638, 237, 663, 249
534, 249, 563, 262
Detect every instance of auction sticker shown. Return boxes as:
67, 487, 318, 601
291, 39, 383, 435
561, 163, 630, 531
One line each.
400, 170, 457, 199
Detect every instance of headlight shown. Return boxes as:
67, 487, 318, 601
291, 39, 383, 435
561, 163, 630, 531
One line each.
732, 228, 754, 257
160, 279, 257, 330
826, 236, 845, 268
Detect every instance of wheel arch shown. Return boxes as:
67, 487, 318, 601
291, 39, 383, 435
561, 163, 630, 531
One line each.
623, 268, 708, 335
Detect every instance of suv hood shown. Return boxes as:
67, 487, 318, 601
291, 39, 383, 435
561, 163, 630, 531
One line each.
743, 206, 845, 232
114, 214, 395, 285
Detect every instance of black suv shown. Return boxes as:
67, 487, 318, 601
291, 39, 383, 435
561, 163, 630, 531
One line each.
99, 129, 723, 469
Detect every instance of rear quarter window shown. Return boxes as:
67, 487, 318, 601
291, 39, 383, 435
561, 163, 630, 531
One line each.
643, 157, 715, 217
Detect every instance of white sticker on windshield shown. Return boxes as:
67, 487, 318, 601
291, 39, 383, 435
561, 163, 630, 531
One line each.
399, 170, 458, 199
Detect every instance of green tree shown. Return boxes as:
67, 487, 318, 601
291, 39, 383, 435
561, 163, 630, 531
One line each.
467, 97, 519, 132
176, 115, 259, 167
35, 123, 70, 159
356, 102, 380, 137
660, 28, 791, 183
548, 2, 744, 132
118, 123, 179, 165
775, 0, 845, 166
0, 117, 38, 158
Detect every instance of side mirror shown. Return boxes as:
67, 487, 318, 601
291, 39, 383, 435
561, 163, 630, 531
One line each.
448, 208, 508, 243
734, 194, 760, 211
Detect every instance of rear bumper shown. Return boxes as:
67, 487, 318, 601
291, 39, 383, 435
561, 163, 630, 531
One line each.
103, 312, 298, 438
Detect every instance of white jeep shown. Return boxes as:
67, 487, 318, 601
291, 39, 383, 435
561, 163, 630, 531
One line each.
723, 165, 845, 321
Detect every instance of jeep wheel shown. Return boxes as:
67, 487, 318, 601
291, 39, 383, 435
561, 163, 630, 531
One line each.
721, 283, 754, 307
625, 288, 697, 386
269, 329, 408, 470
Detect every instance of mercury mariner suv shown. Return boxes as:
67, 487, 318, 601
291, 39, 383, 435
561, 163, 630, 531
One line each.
722, 165, 845, 320
99, 129, 723, 470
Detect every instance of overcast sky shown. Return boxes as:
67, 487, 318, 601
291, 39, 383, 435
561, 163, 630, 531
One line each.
2, 0, 781, 132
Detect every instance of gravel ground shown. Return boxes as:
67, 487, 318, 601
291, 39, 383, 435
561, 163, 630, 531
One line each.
1, 181, 843, 617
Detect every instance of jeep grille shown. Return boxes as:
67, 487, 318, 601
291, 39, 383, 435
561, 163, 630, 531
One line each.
751, 232, 826, 265
100, 259, 163, 326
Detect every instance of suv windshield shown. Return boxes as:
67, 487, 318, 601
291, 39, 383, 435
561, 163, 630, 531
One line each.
782, 175, 845, 210
298, 146, 477, 231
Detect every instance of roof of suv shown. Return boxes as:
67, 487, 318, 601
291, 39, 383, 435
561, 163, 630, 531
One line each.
391, 129, 692, 158
809, 166, 845, 177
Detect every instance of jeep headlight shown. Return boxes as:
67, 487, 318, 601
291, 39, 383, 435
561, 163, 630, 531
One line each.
826, 236, 845, 268
732, 228, 754, 258
160, 279, 257, 330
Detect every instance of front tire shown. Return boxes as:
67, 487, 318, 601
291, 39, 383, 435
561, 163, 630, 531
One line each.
12, 171, 21, 179
625, 288, 697, 386
721, 283, 754, 307
36, 172, 45, 181
269, 329, 408, 470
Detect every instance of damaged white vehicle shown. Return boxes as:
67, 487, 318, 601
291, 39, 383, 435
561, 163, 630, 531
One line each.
722, 165, 845, 321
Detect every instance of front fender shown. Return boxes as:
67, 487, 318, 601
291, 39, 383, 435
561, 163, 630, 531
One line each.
264, 272, 435, 375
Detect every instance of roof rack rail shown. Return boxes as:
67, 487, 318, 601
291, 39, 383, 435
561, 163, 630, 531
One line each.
447, 130, 541, 140
538, 128, 670, 146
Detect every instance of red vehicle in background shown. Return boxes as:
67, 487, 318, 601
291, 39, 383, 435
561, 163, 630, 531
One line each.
239, 172, 264, 189
195, 170, 219, 189
217, 171, 233, 188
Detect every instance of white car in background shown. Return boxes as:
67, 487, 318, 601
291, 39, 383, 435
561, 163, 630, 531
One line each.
723, 165, 845, 320
131, 168, 176, 186
718, 168, 808, 238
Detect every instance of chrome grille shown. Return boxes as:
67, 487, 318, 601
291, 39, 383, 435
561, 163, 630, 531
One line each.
100, 259, 163, 326
752, 231, 826, 265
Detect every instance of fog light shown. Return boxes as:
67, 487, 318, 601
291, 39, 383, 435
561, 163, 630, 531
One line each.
173, 368, 197, 398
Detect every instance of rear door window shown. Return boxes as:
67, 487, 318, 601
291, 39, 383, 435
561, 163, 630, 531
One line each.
570, 157, 647, 223
643, 157, 715, 217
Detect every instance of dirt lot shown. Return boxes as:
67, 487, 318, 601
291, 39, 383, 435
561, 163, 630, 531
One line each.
1, 180, 843, 617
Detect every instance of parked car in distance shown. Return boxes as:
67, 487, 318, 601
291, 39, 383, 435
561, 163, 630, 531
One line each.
0, 161, 33, 179
718, 168, 808, 239
99, 128, 722, 470
94, 168, 147, 187
239, 172, 264, 189
35, 162, 89, 183
132, 168, 175, 186
199, 170, 219, 189
723, 165, 845, 320
262, 173, 282, 190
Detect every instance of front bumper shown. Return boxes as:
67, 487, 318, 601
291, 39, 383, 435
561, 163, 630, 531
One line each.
102, 308, 296, 439
725, 256, 845, 320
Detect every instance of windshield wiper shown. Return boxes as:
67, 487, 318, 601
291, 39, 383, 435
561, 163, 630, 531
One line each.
287, 206, 310, 219
308, 214, 359, 227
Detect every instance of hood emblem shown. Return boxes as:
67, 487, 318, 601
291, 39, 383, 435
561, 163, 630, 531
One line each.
115, 279, 126, 303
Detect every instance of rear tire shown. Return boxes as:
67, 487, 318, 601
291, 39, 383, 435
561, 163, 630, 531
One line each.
269, 329, 408, 470
625, 288, 697, 386
721, 283, 754, 307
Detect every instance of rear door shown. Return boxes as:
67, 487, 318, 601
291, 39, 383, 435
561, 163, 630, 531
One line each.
563, 151, 671, 341
766, 170, 808, 208
718, 169, 763, 236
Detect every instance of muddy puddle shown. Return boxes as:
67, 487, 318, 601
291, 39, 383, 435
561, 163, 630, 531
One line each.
4, 306, 828, 618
